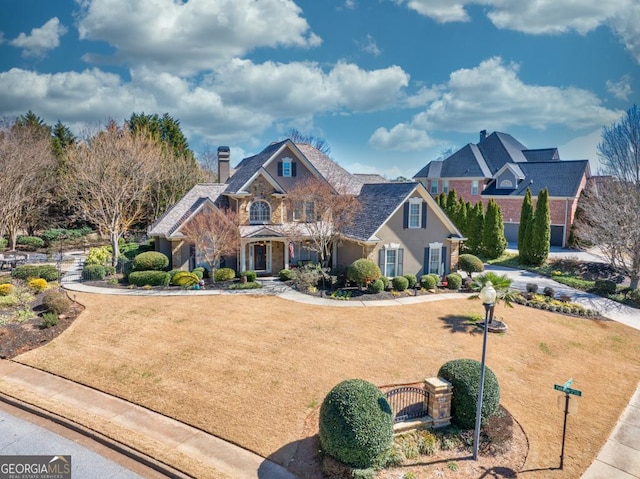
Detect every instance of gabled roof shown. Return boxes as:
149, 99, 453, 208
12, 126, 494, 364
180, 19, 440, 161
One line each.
295, 143, 363, 195
352, 173, 388, 184
148, 184, 227, 237
224, 140, 289, 194
482, 160, 590, 197
477, 132, 527, 173
344, 182, 419, 241
523, 148, 559, 162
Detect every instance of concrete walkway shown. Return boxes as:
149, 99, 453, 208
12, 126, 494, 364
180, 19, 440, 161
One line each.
3, 250, 637, 478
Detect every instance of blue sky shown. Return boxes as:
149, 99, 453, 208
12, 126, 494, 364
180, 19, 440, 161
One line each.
1, 0, 638, 179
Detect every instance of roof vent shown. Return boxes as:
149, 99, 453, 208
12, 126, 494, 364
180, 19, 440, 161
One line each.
479, 130, 487, 142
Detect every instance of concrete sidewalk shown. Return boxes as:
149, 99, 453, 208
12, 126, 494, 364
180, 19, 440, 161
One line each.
0, 361, 297, 479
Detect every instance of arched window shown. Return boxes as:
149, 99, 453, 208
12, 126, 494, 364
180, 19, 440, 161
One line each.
499, 179, 514, 188
249, 200, 271, 223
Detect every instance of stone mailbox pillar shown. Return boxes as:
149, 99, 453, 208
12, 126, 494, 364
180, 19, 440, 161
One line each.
424, 377, 453, 428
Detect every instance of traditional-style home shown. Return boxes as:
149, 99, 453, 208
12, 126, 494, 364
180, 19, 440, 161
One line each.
413, 130, 591, 247
148, 139, 463, 277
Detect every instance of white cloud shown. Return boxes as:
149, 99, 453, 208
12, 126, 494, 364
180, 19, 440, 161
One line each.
369, 123, 439, 151
0, 58, 410, 145
558, 129, 604, 172
10, 17, 67, 57
606, 74, 633, 100
370, 57, 621, 151
77, 0, 321, 74
394, 0, 640, 63
357, 35, 381, 57
344, 0, 357, 9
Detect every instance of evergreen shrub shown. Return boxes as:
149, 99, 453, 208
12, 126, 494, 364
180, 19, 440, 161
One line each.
392, 276, 409, 291
16, 236, 44, 250
346, 259, 381, 287
420, 274, 436, 289
128, 271, 171, 287
12, 265, 58, 282
214, 267, 236, 282
446, 273, 463, 290
438, 359, 500, 429
319, 379, 394, 468
379, 275, 390, 290
595, 279, 617, 294
0, 283, 15, 296
42, 289, 71, 315
368, 279, 384, 294
82, 264, 106, 281
172, 271, 200, 287
458, 254, 484, 277
403, 274, 417, 289
279, 269, 296, 281
241, 270, 257, 282
28, 278, 48, 293
132, 251, 169, 271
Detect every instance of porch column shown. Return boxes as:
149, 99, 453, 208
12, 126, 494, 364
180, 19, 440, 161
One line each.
284, 241, 289, 269
240, 240, 246, 272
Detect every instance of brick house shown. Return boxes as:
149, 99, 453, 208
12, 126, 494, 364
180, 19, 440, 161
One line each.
149, 139, 463, 277
413, 130, 591, 247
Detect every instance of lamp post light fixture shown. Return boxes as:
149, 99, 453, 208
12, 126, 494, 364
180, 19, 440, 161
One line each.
473, 281, 497, 460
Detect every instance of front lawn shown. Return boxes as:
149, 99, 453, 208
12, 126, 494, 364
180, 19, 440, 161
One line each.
11, 294, 640, 478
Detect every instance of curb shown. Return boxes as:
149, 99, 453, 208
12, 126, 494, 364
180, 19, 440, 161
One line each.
0, 390, 192, 479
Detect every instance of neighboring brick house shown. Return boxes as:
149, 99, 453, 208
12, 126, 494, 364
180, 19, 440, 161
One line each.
413, 130, 591, 247
149, 139, 463, 277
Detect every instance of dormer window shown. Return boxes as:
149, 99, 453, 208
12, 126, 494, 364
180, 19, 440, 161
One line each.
500, 179, 514, 188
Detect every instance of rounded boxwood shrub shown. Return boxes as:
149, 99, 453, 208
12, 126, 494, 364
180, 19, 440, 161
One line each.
241, 270, 257, 282
279, 269, 296, 281
595, 279, 617, 294
446, 273, 463, 290
543, 286, 556, 298
368, 278, 384, 294
12, 264, 59, 282
172, 271, 200, 287
438, 359, 500, 429
42, 289, 71, 315
128, 271, 170, 287
192, 267, 205, 280
132, 251, 169, 271
403, 274, 417, 289
428, 273, 440, 285
525, 283, 539, 293
379, 275, 390, 290
214, 267, 236, 282
319, 379, 394, 468
82, 264, 106, 281
392, 276, 409, 291
346, 259, 381, 287
458, 254, 484, 277
420, 274, 436, 289
17, 235, 45, 250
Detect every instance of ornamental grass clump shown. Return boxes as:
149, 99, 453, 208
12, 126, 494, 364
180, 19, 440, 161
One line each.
319, 379, 394, 469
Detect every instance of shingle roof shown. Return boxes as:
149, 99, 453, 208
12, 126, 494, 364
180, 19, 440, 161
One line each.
353, 173, 389, 184
477, 132, 527, 173
224, 140, 288, 194
344, 182, 418, 241
523, 148, 559, 162
295, 143, 363, 195
148, 183, 227, 237
482, 160, 590, 197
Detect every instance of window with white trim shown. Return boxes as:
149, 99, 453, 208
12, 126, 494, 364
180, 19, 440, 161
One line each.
471, 180, 479, 195
249, 200, 271, 223
443, 180, 449, 194
429, 242, 443, 275
499, 179, 513, 188
408, 198, 422, 228
385, 248, 398, 277
430, 180, 438, 195
282, 158, 292, 177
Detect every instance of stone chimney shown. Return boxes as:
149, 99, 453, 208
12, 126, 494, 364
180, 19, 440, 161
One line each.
479, 130, 487, 142
217, 146, 230, 183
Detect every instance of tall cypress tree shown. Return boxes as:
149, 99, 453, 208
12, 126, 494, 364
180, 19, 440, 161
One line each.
518, 188, 534, 264
482, 199, 507, 259
465, 201, 484, 254
529, 188, 551, 265
446, 190, 457, 218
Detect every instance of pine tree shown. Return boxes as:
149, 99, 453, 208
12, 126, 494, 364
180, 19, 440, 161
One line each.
446, 190, 457, 218
529, 188, 551, 266
436, 192, 446, 210
482, 199, 507, 259
518, 188, 534, 264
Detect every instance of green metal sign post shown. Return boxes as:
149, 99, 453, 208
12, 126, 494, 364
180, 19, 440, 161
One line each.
554, 378, 582, 470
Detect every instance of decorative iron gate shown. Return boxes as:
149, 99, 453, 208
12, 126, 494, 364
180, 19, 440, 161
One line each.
384, 386, 430, 423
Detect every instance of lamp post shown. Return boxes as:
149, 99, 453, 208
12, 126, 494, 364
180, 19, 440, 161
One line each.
473, 281, 497, 460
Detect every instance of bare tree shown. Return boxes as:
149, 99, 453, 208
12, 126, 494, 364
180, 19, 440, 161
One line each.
287, 129, 331, 156
180, 205, 240, 280
575, 105, 640, 289
0, 120, 56, 249
196, 143, 218, 183
285, 176, 360, 267
62, 121, 165, 266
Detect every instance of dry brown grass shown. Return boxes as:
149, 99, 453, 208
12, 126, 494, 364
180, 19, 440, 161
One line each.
15, 293, 640, 478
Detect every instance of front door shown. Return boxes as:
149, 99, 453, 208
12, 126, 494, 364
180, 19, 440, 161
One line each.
254, 244, 267, 271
